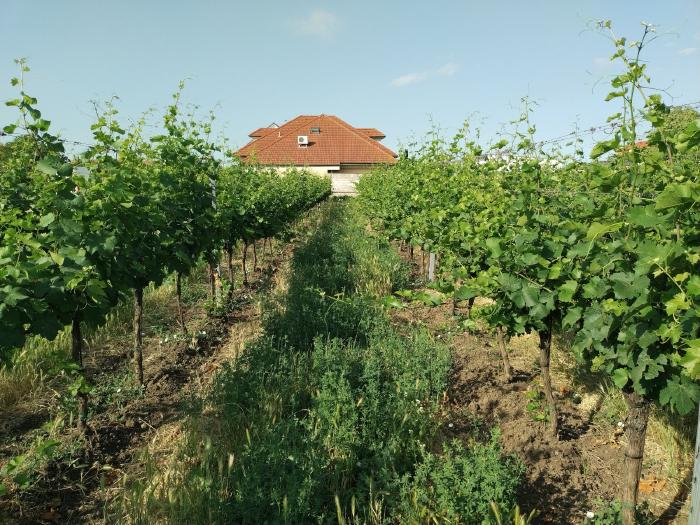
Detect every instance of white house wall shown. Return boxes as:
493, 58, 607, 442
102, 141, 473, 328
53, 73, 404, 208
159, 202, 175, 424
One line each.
272, 164, 378, 195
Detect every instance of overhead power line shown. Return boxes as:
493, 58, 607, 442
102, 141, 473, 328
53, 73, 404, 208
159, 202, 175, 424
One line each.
2, 101, 699, 153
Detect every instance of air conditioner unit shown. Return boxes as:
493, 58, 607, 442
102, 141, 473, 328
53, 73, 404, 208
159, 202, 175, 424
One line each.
297, 135, 309, 145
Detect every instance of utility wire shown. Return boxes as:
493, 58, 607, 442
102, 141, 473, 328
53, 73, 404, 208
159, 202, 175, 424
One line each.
2, 101, 699, 153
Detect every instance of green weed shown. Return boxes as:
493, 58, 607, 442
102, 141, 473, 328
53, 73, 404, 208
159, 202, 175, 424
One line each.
114, 200, 523, 524
399, 433, 524, 524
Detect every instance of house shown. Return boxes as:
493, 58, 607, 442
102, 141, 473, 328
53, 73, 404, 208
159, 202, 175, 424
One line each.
235, 115, 397, 195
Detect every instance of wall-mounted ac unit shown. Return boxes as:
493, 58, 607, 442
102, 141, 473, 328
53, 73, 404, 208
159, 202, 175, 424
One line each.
297, 135, 309, 145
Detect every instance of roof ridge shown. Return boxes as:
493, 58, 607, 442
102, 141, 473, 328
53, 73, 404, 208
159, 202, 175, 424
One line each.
236, 114, 397, 164
248, 126, 277, 138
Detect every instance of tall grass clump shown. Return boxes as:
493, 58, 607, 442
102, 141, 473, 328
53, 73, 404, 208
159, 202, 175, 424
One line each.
116, 199, 523, 524
0, 333, 70, 409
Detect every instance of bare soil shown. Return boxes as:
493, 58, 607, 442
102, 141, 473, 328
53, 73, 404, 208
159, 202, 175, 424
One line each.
391, 246, 692, 525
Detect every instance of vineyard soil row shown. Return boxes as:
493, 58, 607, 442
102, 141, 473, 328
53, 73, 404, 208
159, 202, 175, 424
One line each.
1, 195, 694, 524
390, 248, 694, 523
0, 231, 298, 524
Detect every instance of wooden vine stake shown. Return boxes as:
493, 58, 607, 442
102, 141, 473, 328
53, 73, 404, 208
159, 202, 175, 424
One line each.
242, 243, 249, 285
428, 252, 436, 281
226, 247, 234, 282
133, 287, 144, 385
176, 272, 187, 334
71, 313, 83, 367
208, 262, 216, 299
71, 312, 88, 431
213, 264, 223, 300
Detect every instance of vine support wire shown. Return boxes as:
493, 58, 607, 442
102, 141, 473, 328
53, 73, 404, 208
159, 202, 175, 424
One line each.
3, 103, 699, 157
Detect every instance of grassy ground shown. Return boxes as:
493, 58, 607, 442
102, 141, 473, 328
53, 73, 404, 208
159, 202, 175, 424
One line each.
0, 215, 300, 524
390, 245, 696, 524
4, 199, 683, 525
113, 199, 525, 525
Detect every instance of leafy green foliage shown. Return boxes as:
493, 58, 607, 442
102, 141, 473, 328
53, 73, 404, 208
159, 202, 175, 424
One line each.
0, 65, 329, 367
357, 26, 700, 418
0, 65, 332, 513
400, 434, 524, 524
0, 61, 119, 357
116, 200, 522, 524
216, 161, 330, 255
152, 86, 221, 276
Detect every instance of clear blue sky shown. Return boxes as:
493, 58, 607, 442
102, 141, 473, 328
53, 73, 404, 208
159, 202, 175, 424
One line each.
2, 1, 699, 155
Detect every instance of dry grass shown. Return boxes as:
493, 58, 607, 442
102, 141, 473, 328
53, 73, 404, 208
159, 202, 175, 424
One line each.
108, 245, 295, 524
0, 281, 172, 416
0, 333, 70, 410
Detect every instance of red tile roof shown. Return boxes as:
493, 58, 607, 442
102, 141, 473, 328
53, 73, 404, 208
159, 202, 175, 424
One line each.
356, 128, 386, 139
248, 127, 277, 138
621, 140, 650, 153
236, 115, 397, 165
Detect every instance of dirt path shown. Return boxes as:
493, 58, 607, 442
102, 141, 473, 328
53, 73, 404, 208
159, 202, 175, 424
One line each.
448, 328, 618, 523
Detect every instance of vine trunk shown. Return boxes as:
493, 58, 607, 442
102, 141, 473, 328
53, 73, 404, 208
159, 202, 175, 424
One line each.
621, 390, 651, 525
538, 315, 558, 437
133, 287, 144, 385
496, 327, 513, 382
